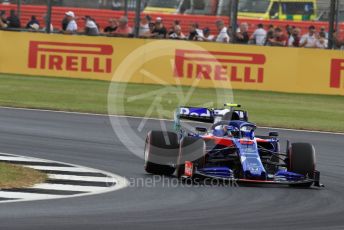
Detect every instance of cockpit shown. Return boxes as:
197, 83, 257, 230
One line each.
212, 121, 256, 139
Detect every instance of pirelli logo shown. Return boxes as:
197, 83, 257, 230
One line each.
330, 59, 344, 88
28, 41, 114, 73
174, 49, 266, 83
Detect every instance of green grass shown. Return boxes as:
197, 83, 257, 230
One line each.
0, 163, 47, 189
0, 73, 343, 132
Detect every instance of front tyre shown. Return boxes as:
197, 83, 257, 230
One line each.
144, 131, 179, 176
288, 143, 316, 187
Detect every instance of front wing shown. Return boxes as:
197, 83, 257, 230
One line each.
181, 168, 324, 187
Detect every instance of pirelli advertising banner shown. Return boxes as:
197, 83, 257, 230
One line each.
0, 31, 343, 96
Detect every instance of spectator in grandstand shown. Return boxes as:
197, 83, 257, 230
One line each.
83, 16, 99, 36
250, 24, 266, 46
300, 25, 317, 48
169, 25, 186, 40
288, 28, 301, 47
104, 18, 118, 34
197, 28, 215, 42
63, 11, 78, 34
168, 20, 180, 36
333, 31, 344, 49
285, 25, 296, 44
61, 15, 68, 31
188, 23, 203, 41
26, 15, 40, 30
112, 16, 132, 36
285, 25, 294, 39
6, 9, 20, 28
320, 26, 328, 39
187, 23, 197, 40
227, 25, 233, 38
264, 24, 274, 45
139, 15, 151, 36
147, 22, 155, 34
236, 23, 249, 44
215, 20, 229, 43
152, 17, 167, 38
315, 31, 328, 49
0, 11, 7, 28
267, 27, 287, 47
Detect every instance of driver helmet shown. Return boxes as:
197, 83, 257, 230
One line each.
223, 125, 238, 137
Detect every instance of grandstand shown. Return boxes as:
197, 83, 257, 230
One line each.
0, 0, 342, 38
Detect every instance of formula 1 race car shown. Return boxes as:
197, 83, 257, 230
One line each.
144, 104, 323, 188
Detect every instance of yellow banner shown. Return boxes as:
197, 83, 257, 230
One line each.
0, 31, 343, 96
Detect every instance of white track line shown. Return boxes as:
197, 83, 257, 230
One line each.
48, 174, 113, 182
26, 166, 98, 172
0, 106, 343, 135
259, 126, 344, 135
0, 192, 63, 200
32, 184, 105, 192
0, 156, 49, 162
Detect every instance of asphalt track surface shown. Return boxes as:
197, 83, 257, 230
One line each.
0, 107, 343, 230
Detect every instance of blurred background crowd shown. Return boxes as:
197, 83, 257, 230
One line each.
1, 0, 344, 49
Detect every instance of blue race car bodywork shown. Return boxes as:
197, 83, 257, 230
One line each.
144, 104, 323, 188
187, 121, 315, 186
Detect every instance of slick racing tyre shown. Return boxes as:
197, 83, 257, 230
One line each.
288, 143, 316, 187
144, 131, 179, 175
176, 136, 206, 178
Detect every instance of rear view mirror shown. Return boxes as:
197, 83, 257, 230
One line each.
195, 127, 207, 133
269, 132, 279, 137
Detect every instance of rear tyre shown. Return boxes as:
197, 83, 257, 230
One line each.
144, 131, 179, 176
288, 143, 316, 187
176, 137, 206, 178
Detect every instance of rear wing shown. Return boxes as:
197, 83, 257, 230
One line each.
174, 107, 213, 135
177, 107, 215, 123
174, 104, 248, 130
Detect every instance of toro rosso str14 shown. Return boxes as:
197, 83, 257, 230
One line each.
144, 104, 323, 188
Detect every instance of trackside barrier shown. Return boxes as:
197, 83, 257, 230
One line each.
0, 30, 343, 96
